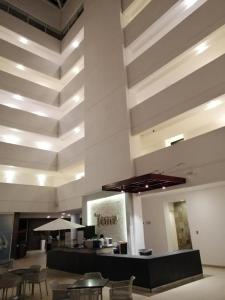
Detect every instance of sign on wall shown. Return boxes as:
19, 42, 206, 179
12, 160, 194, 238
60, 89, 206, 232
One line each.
87, 194, 127, 242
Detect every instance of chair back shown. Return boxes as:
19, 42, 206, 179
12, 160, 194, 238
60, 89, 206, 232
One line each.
70, 288, 100, 300
0, 273, 21, 289
83, 272, 103, 280
38, 268, 48, 281
30, 264, 41, 272
128, 276, 135, 293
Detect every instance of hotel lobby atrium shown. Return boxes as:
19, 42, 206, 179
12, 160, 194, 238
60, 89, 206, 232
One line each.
0, 0, 225, 299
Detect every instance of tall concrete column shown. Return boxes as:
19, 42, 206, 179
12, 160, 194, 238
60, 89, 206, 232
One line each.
84, 0, 133, 194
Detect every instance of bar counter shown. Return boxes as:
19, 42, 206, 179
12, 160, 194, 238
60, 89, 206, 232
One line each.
47, 248, 203, 290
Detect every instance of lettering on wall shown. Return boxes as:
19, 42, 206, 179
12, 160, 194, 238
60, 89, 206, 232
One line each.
94, 213, 118, 226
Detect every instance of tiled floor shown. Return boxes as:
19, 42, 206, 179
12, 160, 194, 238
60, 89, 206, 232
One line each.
5, 251, 225, 300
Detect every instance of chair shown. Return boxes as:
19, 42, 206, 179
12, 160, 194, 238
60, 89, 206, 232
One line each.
0, 273, 22, 300
70, 288, 100, 300
23, 265, 42, 294
50, 281, 71, 300
24, 268, 48, 299
109, 276, 135, 300
82, 272, 104, 280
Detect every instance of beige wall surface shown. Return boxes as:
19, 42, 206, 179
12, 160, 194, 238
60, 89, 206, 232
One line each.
131, 55, 225, 134
0, 142, 57, 171
0, 40, 59, 78
127, 0, 225, 88
61, 0, 83, 30
0, 182, 56, 212
135, 127, 225, 187
0, 105, 58, 137
59, 102, 84, 136
124, 0, 178, 46
142, 184, 225, 266
0, 71, 59, 106
84, 0, 133, 194
0, 11, 60, 52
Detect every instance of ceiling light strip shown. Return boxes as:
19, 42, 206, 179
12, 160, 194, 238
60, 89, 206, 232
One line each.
0, 25, 84, 65
0, 164, 85, 187
0, 88, 84, 120
128, 24, 225, 108
0, 122, 85, 152
125, 0, 207, 65
0, 55, 84, 92
121, 0, 153, 28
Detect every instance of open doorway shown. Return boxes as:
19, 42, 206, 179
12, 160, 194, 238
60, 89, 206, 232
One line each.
167, 201, 192, 250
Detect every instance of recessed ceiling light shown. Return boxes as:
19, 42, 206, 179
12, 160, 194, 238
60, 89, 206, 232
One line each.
205, 99, 223, 110
13, 94, 24, 101
73, 95, 80, 103
37, 174, 47, 186
16, 64, 25, 71
74, 127, 80, 134
32, 111, 47, 117
62, 212, 66, 215
145, 184, 149, 188
75, 172, 84, 180
19, 37, 28, 44
47, 215, 51, 219
162, 186, 166, 190
73, 67, 79, 74
183, 0, 198, 9
4, 170, 16, 183
72, 40, 80, 49
194, 41, 209, 55
67, 214, 71, 217
36, 141, 52, 151
2, 134, 21, 144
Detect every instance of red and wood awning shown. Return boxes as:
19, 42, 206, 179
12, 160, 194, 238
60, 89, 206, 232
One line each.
102, 173, 186, 193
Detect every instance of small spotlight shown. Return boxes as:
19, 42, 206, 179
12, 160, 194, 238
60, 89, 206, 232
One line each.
145, 184, 149, 188
19, 37, 28, 44
13, 94, 23, 101
73, 67, 79, 74
194, 41, 209, 55
74, 127, 80, 134
47, 215, 50, 219
16, 64, 25, 71
73, 95, 80, 103
72, 40, 80, 49
162, 186, 166, 190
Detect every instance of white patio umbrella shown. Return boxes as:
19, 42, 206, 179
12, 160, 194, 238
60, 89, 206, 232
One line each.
34, 218, 85, 247
34, 218, 84, 231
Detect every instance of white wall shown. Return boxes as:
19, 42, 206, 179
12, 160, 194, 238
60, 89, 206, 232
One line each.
142, 183, 225, 266
130, 194, 145, 254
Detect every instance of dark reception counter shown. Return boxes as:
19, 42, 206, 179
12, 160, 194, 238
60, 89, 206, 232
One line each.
47, 248, 203, 290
